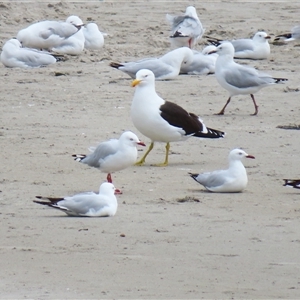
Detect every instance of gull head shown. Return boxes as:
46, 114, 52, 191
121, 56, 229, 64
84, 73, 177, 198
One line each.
131, 69, 155, 87
253, 31, 271, 43
7, 38, 22, 49
66, 15, 85, 27
212, 42, 235, 57
119, 131, 146, 147
99, 182, 116, 195
229, 149, 255, 162
185, 6, 198, 19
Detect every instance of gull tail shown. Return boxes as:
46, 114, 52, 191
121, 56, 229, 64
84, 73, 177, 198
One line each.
171, 30, 188, 38
109, 62, 124, 69
189, 172, 199, 182
194, 127, 225, 139
33, 196, 68, 211
274, 33, 292, 41
274, 78, 288, 84
72, 154, 86, 162
283, 179, 300, 189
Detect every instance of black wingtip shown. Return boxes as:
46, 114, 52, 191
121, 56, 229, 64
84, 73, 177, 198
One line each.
188, 172, 199, 182
283, 179, 300, 189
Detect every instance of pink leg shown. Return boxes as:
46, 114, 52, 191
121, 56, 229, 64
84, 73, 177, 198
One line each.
107, 173, 112, 183
250, 94, 259, 115
188, 38, 192, 49
216, 97, 231, 115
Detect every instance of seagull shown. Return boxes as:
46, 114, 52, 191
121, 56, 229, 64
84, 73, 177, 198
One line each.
130, 69, 225, 166
166, 6, 204, 49
180, 45, 218, 75
72, 131, 145, 190
207, 31, 271, 60
33, 182, 118, 217
211, 42, 288, 115
283, 179, 300, 189
1, 39, 57, 68
110, 47, 194, 80
16, 17, 84, 50
51, 16, 85, 55
275, 25, 300, 42
189, 148, 255, 193
83, 23, 105, 50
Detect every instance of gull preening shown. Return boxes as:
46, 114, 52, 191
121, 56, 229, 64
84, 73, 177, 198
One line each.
275, 25, 300, 42
207, 31, 271, 60
72, 131, 145, 187
83, 23, 106, 50
110, 47, 194, 80
33, 182, 118, 217
16, 16, 84, 50
130, 69, 225, 166
1, 39, 57, 68
180, 45, 218, 75
211, 42, 288, 115
166, 6, 204, 49
51, 16, 85, 55
189, 148, 255, 193
283, 179, 300, 189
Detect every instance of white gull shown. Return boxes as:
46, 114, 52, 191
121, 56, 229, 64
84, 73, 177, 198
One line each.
207, 31, 271, 60
72, 131, 145, 192
211, 42, 287, 115
110, 47, 194, 80
130, 69, 225, 166
1, 39, 57, 68
16, 17, 84, 50
189, 148, 255, 193
33, 182, 118, 217
83, 23, 105, 50
166, 6, 204, 49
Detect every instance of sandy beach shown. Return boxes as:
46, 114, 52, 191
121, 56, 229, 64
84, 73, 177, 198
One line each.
1, 1, 300, 298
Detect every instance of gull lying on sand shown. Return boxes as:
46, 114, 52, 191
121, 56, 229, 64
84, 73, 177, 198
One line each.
33, 182, 118, 217
189, 148, 255, 193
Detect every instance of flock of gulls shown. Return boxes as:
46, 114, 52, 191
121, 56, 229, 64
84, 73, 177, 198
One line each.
2, 6, 299, 217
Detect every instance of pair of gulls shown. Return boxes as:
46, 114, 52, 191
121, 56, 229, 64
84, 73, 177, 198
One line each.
1, 15, 106, 68
35, 69, 256, 217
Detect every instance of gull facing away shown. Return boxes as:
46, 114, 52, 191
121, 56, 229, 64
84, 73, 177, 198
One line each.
166, 6, 204, 49
51, 16, 85, 55
180, 45, 218, 75
110, 47, 194, 80
1, 39, 57, 68
83, 23, 106, 50
130, 69, 225, 167
211, 42, 288, 115
207, 31, 271, 60
33, 182, 118, 217
189, 149, 255, 193
72, 131, 145, 187
17, 16, 84, 50
275, 25, 300, 42
283, 179, 300, 189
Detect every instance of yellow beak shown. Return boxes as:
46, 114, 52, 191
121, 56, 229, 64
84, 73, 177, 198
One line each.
131, 79, 141, 87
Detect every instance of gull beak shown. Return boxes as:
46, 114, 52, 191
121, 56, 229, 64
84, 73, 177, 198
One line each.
246, 155, 255, 159
265, 35, 271, 40
208, 49, 217, 55
137, 141, 146, 146
131, 79, 142, 87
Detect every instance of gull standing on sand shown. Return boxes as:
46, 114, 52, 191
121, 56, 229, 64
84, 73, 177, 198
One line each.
211, 42, 287, 115
207, 31, 271, 60
17, 17, 84, 50
189, 148, 255, 193
110, 47, 194, 80
166, 6, 204, 49
130, 69, 225, 166
180, 45, 218, 75
283, 179, 300, 189
72, 131, 145, 187
1, 39, 57, 68
83, 23, 106, 50
275, 25, 300, 42
33, 182, 118, 217
51, 16, 85, 55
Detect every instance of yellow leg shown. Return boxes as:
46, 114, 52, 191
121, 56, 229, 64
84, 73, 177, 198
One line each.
135, 142, 154, 166
154, 142, 170, 167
